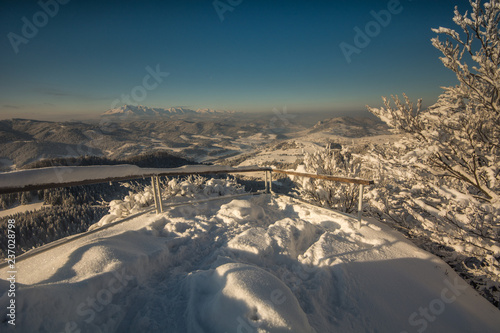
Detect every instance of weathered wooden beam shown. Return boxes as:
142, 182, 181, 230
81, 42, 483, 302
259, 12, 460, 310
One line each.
272, 169, 374, 186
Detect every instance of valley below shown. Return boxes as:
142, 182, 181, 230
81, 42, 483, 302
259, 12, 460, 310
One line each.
0, 109, 392, 171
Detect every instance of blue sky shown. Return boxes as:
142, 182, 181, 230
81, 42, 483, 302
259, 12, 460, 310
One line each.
0, 0, 471, 120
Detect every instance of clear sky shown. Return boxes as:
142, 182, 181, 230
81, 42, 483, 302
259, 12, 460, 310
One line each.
0, 0, 471, 121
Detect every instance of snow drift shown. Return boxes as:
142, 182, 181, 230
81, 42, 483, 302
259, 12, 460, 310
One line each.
1, 193, 499, 332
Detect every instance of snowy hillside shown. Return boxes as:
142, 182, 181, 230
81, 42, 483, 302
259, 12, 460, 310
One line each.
0, 164, 264, 192
309, 116, 390, 137
1, 191, 499, 332
0, 113, 390, 169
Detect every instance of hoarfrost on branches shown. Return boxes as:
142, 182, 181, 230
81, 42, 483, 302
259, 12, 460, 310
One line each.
294, 146, 367, 214
365, 0, 500, 306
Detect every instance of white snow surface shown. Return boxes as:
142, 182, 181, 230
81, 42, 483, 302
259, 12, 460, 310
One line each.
1, 194, 499, 332
0, 200, 45, 218
0, 164, 265, 190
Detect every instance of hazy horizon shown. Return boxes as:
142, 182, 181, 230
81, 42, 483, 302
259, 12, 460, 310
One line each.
0, 107, 376, 125
1, 0, 470, 121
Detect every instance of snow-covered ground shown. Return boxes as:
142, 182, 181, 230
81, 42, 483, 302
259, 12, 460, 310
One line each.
0, 158, 15, 172
1, 193, 499, 332
234, 132, 403, 167
0, 164, 267, 191
0, 200, 45, 218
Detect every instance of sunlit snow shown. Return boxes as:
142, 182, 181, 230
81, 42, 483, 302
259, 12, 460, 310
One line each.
1, 193, 499, 332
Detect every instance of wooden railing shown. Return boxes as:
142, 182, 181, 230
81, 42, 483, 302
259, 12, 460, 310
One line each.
271, 169, 374, 228
272, 170, 374, 185
0, 165, 374, 267
0, 165, 272, 267
0, 166, 373, 268
0, 165, 272, 195
0, 165, 373, 225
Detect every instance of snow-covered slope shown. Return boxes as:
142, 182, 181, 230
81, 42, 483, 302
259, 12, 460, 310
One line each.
0, 164, 266, 191
1, 193, 499, 332
0, 200, 45, 218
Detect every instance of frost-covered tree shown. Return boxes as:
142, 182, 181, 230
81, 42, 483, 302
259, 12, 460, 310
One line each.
294, 146, 369, 214
366, 0, 500, 306
368, 0, 500, 205
367, 0, 500, 228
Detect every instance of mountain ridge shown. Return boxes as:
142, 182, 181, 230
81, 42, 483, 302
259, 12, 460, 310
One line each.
102, 105, 234, 117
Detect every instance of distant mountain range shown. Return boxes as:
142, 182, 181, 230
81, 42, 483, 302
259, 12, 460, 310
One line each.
102, 105, 234, 117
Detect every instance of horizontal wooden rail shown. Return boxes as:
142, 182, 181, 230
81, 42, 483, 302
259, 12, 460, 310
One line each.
272, 169, 374, 185
271, 169, 373, 229
0, 165, 272, 195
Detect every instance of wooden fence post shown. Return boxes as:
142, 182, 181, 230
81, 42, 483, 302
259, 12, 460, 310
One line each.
269, 170, 273, 193
151, 176, 160, 214
358, 184, 364, 229
156, 176, 163, 213
265, 170, 269, 193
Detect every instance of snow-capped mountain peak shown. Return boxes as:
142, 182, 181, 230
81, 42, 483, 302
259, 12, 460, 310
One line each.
102, 105, 232, 117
